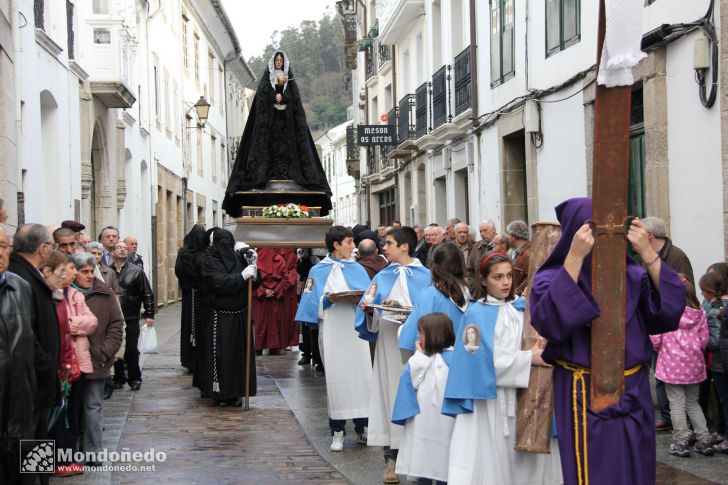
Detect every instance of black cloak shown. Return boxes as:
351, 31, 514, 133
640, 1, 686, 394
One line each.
223, 51, 332, 217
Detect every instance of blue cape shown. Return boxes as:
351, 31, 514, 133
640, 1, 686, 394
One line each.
392, 350, 454, 426
441, 297, 526, 416
398, 285, 469, 352
354, 263, 432, 342
294, 256, 371, 326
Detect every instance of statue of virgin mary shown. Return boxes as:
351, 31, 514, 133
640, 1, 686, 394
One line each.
223, 51, 333, 217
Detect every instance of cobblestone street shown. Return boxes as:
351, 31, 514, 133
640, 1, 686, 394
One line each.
50, 303, 728, 485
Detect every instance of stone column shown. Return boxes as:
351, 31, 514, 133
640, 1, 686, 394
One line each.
720, 0, 728, 258
634, 49, 670, 224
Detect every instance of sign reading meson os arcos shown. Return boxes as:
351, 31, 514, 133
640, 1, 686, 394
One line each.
357, 125, 397, 146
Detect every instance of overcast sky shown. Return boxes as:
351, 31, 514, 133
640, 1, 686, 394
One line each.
221, 0, 336, 61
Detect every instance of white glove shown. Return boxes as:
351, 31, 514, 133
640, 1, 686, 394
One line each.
234, 241, 249, 251
241, 265, 257, 280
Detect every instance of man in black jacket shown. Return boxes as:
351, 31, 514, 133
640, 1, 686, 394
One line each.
8, 224, 59, 484
0, 226, 37, 484
111, 241, 155, 391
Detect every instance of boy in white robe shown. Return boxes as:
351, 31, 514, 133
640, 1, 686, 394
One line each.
355, 227, 431, 483
295, 226, 372, 451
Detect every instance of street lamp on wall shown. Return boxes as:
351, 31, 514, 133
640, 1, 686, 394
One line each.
186, 96, 211, 129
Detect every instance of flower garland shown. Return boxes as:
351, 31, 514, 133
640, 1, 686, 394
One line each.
261, 203, 311, 219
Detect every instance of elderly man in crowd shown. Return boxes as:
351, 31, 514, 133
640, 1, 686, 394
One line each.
111, 241, 155, 391
506, 220, 531, 296
467, 219, 497, 278
642, 216, 694, 284
453, 222, 474, 262
98, 226, 120, 267
425, 224, 445, 267
413, 225, 429, 265
53, 227, 79, 255
357, 238, 388, 279
61, 220, 85, 243
8, 224, 60, 474
0, 226, 36, 484
445, 217, 461, 241
124, 236, 144, 269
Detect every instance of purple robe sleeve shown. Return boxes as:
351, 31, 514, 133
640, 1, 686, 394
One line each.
636, 262, 685, 335
530, 268, 601, 344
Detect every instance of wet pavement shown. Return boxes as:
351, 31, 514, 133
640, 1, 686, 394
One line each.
50, 303, 728, 484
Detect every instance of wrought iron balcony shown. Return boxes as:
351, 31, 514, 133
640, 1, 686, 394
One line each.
432, 65, 452, 129
365, 44, 378, 81
367, 146, 379, 175
397, 94, 416, 144
345, 125, 360, 179
383, 107, 398, 155
415, 82, 429, 138
454, 46, 472, 116
378, 43, 393, 69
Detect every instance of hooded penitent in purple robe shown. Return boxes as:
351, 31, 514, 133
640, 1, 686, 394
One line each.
529, 198, 685, 485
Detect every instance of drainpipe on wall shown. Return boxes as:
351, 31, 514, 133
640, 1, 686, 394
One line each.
469, 0, 478, 127
11, 0, 22, 229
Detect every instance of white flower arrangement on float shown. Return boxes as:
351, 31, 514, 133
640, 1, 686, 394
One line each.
261, 203, 311, 219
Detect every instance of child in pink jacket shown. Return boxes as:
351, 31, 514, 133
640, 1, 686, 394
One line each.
651, 276, 712, 458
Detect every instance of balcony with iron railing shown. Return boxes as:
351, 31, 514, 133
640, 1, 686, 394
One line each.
365, 43, 378, 82
415, 82, 429, 138
432, 65, 452, 130
383, 107, 398, 155
345, 125, 360, 179
378, 42, 393, 72
397, 94, 416, 146
453, 46, 472, 117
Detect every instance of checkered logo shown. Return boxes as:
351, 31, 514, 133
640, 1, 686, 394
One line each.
20, 440, 55, 473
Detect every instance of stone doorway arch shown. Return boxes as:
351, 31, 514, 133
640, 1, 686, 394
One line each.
82, 121, 111, 239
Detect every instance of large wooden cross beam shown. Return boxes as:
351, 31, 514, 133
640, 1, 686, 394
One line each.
590, 0, 633, 412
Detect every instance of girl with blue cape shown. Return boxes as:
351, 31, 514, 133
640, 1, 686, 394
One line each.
391, 313, 456, 484
355, 227, 431, 481
294, 226, 372, 452
399, 242, 470, 357
443, 252, 562, 485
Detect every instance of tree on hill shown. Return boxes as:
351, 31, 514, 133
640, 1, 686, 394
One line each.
248, 11, 350, 135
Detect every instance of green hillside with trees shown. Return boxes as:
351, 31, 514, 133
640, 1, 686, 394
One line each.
248, 12, 350, 137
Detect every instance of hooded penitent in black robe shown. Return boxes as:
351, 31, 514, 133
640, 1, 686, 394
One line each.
222, 51, 332, 217
199, 229, 258, 402
174, 225, 209, 375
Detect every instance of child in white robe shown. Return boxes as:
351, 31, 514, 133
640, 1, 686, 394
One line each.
445, 252, 562, 485
393, 312, 456, 485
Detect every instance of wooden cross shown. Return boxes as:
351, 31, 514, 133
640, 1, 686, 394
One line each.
590, 0, 633, 412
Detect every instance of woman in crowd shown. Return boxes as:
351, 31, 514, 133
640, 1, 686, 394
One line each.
70, 252, 124, 466
42, 251, 78, 475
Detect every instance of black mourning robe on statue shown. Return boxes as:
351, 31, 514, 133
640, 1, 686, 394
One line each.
174, 225, 209, 375
199, 229, 259, 400
222, 52, 332, 217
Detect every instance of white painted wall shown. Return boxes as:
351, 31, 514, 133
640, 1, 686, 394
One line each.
18, 0, 80, 225
316, 121, 358, 227
665, 32, 724, 277
535, 83, 589, 221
